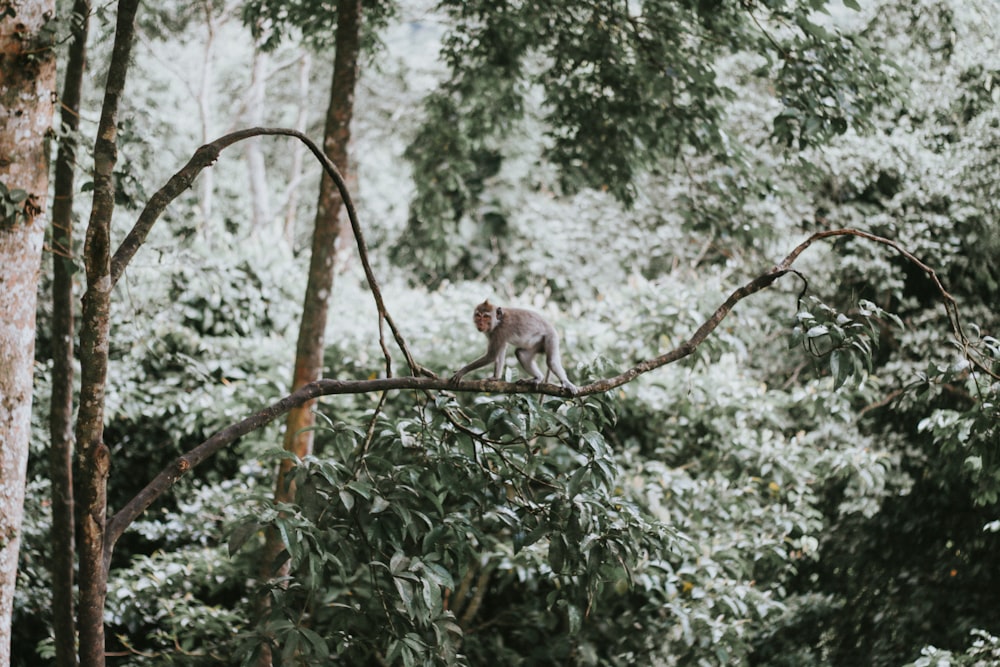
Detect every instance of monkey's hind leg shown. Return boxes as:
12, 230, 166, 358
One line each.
544, 338, 578, 395
515, 348, 545, 384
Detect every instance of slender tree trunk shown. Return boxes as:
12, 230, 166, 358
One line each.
0, 0, 56, 662
196, 0, 217, 230
285, 0, 361, 488
255, 1, 362, 664
49, 1, 90, 664
283, 53, 312, 245
246, 47, 271, 231
76, 2, 140, 666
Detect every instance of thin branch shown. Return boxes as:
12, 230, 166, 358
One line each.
459, 566, 493, 629
746, 8, 788, 58
783, 229, 992, 380
450, 566, 476, 617
355, 390, 389, 466
109, 126, 424, 378
103, 376, 564, 556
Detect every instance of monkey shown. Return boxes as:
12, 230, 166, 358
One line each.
450, 300, 578, 395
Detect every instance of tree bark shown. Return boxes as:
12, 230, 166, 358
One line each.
255, 1, 362, 663
75, 1, 140, 665
49, 1, 90, 664
196, 0, 217, 229
246, 46, 271, 230
280, 0, 361, 508
0, 0, 56, 662
282, 53, 312, 245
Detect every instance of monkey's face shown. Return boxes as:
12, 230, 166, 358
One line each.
473, 307, 495, 333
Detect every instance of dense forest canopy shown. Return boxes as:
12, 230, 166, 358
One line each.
4, 0, 999, 665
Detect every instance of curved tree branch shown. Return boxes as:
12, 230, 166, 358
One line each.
109, 127, 424, 379
105, 215, 988, 562
590, 227, 989, 391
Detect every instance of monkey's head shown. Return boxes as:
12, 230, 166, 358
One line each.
473, 300, 499, 333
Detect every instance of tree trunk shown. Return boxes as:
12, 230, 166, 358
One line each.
282, 53, 312, 245
246, 47, 271, 231
255, 1, 361, 664
0, 0, 56, 662
196, 2, 217, 230
49, 1, 90, 664
76, 2, 141, 666
285, 0, 361, 479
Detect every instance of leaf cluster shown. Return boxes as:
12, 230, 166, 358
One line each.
791, 296, 902, 390
229, 391, 669, 665
399, 0, 902, 284
0, 182, 38, 228
241, 0, 396, 52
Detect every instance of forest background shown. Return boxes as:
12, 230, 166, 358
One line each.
3, 0, 1000, 665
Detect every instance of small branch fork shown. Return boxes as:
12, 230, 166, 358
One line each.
103, 127, 992, 563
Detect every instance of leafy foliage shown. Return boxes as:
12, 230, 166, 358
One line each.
232, 392, 663, 664
0, 181, 34, 227
398, 0, 901, 282
791, 297, 903, 390
15, 0, 1000, 666
770, 30, 898, 148
233, 363, 871, 666
907, 630, 1000, 667
99, 249, 300, 508
750, 3, 1000, 663
241, 0, 396, 51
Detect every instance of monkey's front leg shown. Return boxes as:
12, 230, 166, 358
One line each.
450, 353, 494, 384
490, 347, 507, 382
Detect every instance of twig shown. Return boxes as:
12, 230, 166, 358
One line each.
361, 391, 389, 454
459, 566, 493, 629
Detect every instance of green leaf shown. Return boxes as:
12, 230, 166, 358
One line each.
831, 350, 853, 390
339, 489, 355, 510
421, 578, 438, 613
299, 627, 329, 658
394, 577, 415, 611
276, 519, 294, 556
390, 551, 409, 574
421, 561, 455, 589
371, 495, 391, 514
567, 466, 588, 497
517, 520, 549, 553
346, 480, 372, 499
806, 325, 829, 338
550, 536, 566, 573
281, 631, 300, 664
580, 431, 606, 456
566, 603, 582, 635
227, 520, 260, 557
386, 639, 402, 664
